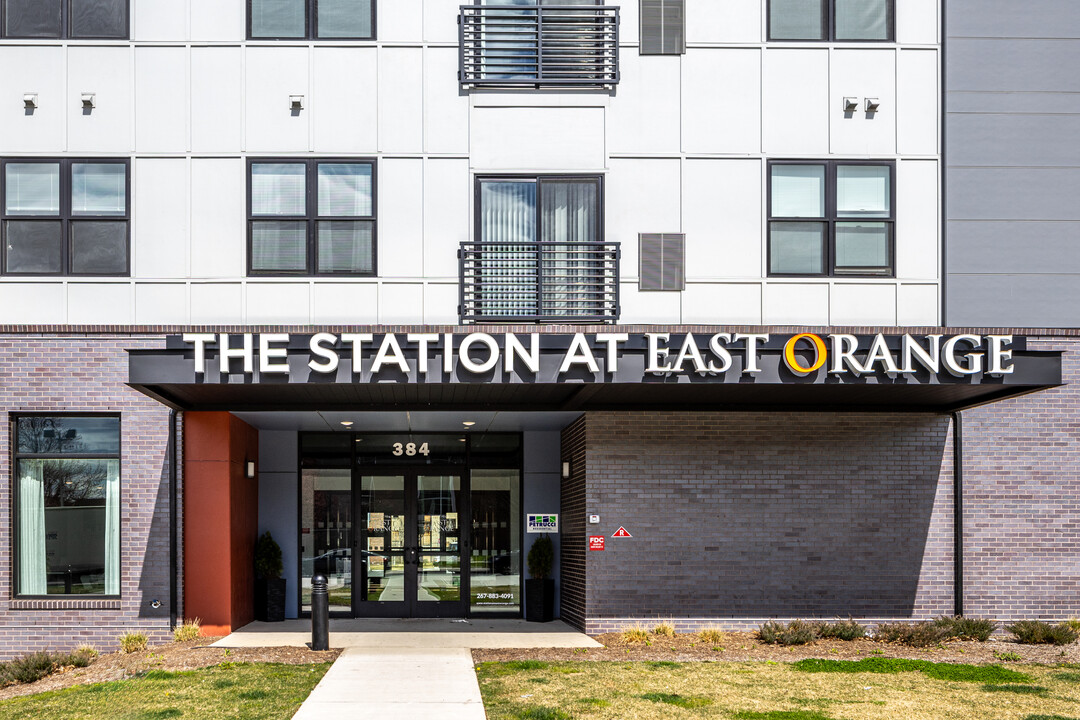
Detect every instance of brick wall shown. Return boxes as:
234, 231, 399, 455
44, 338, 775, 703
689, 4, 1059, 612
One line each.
0, 335, 174, 657
565, 411, 957, 634
961, 337, 1080, 619
560, 416, 587, 630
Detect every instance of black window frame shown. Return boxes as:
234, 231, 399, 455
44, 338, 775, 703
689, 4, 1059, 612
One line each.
247, 157, 378, 277
0, 157, 131, 277
766, 0, 894, 43
767, 159, 895, 278
1, 0, 130, 40
13, 412, 123, 600
247, 0, 376, 41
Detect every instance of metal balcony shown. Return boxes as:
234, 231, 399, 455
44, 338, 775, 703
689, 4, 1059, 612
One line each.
459, 241, 620, 324
459, 5, 620, 89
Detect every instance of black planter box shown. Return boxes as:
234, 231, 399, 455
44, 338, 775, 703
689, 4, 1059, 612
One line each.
525, 578, 555, 623
255, 578, 286, 622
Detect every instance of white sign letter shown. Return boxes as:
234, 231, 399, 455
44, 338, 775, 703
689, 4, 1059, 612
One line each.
674, 333, 708, 373
645, 333, 674, 374
595, 333, 628, 373
861, 334, 900, 374
733, 334, 770, 374
371, 334, 410, 374
219, 333, 254, 374
707, 333, 733, 373
943, 334, 983, 376
505, 333, 540, 373
560, 334, 600, 374
259, 333, 290, 374
340, 333, 373, 374
309, 333, 340, 374
183, 333, 217, 375
459, 333, 500, 374
901, 334, 942, 374
830, 334, 866, 374
407, 333, 440, 375
987, 335, 1015, 375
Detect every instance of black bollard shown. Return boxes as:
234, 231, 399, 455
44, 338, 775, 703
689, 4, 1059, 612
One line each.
311, 574, 329, 651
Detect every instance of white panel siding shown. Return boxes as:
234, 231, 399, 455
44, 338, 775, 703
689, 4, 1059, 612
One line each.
68, 284, 133, 324
380, 0, 424, 42
683, 159, 762, 280
134, 0, 189, 41
378, 159, 425, 278
190, 0, 245, 41
423, 47, 469, 154
682, 49, 761, 155
471, 107, 606, 170
135, 283, 189, 324
247, 283, 310, 324
896, 160, 940, 281
607, 158, 682, 278
682, 283, 763, 325
246, 47, 310, 153
686, 0, 762, 44
379, 283, 424, 323
190, 283, 243, 324
619, 284, 682, 324
0, 47, 65, 153
830, 50, 896, 156
68, 47, 133, 153
762, 49, 829, 156
0, 284, 67, 325
312, 283, 379, 324
313, 47, 379, 154
378, 47, 424, 154
423, 158, 470, 279
134, 159, 190, 278
190, 159, 246, 278
608, 53, 681, 155
897, 49, 939, 156
763, 283, 830, 325
424, 282, 459, 324
830, 284, 898, 326
190, 47, 243, 153
897, 0, 939, 45
135, 47, 188, 153
423, 0, 460, 43
897, 284, 939, 326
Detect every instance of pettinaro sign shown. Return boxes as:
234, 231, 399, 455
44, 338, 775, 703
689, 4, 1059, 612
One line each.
173, 331, 1019, 382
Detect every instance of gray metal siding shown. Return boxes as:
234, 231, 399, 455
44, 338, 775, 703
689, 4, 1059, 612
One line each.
945, 1, 1080, 327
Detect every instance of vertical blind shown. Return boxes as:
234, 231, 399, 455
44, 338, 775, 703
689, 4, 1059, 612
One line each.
640, 0, 685, 54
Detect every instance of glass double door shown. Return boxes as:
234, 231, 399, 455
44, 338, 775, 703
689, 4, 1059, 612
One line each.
356, 472, 465, 618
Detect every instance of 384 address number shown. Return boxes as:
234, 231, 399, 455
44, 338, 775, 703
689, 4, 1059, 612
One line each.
392, 442, 430, 457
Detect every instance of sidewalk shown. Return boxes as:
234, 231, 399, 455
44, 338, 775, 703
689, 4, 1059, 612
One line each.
293, 647, 485, 720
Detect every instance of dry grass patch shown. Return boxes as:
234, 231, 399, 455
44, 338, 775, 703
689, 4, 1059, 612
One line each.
651, 622, 676, 638
698, 627, 726, 644
621, 626, 649, 644
476, 660, 1080, 720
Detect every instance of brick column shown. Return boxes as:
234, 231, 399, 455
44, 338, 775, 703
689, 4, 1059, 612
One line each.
183, 412, 259, 636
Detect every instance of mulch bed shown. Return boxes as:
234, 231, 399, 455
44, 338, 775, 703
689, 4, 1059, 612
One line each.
0, 639, 340, 702
472, 631, 1080, 665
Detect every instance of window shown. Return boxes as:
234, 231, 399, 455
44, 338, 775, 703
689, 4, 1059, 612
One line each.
639, 233, 685, 291
15, 415, 121, 597
2, 159, 129, 276
248, 159, 376, 276
768, 0, 892, 41
249, 0, 374, 40
640, 0, 684, 55
2, 0, 128, 38
768, 161, 894, 277
461, 175, 619, 323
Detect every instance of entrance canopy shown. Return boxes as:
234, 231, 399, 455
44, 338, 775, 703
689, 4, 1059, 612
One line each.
128, 330, 1063, 413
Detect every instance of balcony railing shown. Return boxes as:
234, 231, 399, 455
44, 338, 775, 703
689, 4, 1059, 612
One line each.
459, 5, 620, 89
459, 241, 620, 324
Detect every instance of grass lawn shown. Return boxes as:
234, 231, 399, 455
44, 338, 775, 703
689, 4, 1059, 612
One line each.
0, 662, 331, 720
476, 659, 1080, 720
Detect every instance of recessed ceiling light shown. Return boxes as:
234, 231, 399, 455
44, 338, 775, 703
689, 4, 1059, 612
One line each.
462, 421, 475, 427
340, 421, 354, 427
459, 438, 466, 442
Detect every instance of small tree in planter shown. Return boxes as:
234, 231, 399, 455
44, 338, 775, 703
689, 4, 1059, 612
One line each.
254, 531, 286, 622
525, 534, 555, 622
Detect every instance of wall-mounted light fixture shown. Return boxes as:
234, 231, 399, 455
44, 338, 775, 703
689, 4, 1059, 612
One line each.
842, 97, 858, 112
865, 97, 880, 113
289, 94, 304, 111
23, 93, 38, 109
561, 461, 571, 479
81, 92, 96, 110
246, 460, 256, 479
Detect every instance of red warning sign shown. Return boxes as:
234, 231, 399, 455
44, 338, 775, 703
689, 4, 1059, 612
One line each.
589, 535, 605, 551
612, 527, 632, 538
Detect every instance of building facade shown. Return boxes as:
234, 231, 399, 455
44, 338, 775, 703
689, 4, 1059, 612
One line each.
0, 0, 1075, 653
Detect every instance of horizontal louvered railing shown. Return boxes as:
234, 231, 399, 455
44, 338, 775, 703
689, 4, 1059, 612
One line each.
459, 241, 620, 323
459, 5, 620, 88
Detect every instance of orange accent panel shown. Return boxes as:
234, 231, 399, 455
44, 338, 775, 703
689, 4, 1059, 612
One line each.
184, 412, 259, 636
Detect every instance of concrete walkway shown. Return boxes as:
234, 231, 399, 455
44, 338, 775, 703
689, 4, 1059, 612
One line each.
212, 619, 600, 719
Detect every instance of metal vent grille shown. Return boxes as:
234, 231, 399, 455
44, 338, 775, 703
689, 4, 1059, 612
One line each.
639, 233, 685, 291
639, 0, 685, 55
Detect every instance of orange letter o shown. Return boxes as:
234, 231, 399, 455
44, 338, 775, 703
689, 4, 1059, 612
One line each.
784, 333, 827, 374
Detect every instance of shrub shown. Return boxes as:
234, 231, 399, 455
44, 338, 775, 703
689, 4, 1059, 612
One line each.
758, 620, 816, 646
2, 652, 60, 685
119, 632, 149, 654
935, 616, 997, 641
527, 535, 554, 580
698, 627, 725, 644
874, 621, 949, 647
815, 619, 867, 641
254, 531, 283, 580
173, 618, 202, 642
994, 650, 1023, 662
71, 646, 97, 667
1007, 620, 1078, 646
622, 626, 649, 644
652, 622, 676, 637
1065, 618, 1080, 633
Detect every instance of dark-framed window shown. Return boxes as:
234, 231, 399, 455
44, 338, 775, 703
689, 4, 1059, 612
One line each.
640, 0, 685, 55
1, 0, 128, 39
248, 0, 375, 40
768, 0, 893, 42
768, 160, 894, 277
14, 414, 122, 598
248, 158, 377, 276
1, 158, 130, 276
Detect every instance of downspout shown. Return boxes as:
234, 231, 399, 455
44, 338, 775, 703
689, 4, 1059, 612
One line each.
952, 410, 963, 617
169, 409, 178, 629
